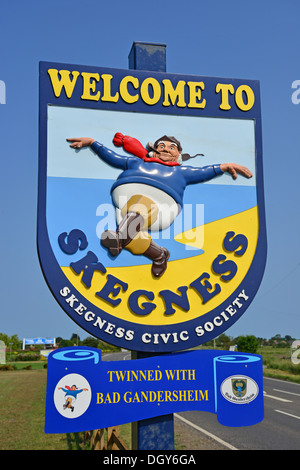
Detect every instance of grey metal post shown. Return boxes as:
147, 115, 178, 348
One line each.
128, 41, 175, 451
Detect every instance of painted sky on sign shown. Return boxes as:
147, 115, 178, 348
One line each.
47, 105, 256, 185
0, 0, 299, 342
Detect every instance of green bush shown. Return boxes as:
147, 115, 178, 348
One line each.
237, 335, 259, 354
15, 353, 40, 362
0, 364, 15, 371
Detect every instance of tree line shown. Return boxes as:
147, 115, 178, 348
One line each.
0, 332, 297, 355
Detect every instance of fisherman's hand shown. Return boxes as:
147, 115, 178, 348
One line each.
220, 163, 253, 179
67, 137, 95, 148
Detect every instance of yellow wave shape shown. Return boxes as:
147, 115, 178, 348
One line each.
61, 206, 258, 326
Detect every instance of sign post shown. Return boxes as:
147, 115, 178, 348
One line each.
38, 41, 266, 448
129, 43, 175, 451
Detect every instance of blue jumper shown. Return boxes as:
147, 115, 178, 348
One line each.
91, 141, 224, 208
61, 388, 83, 399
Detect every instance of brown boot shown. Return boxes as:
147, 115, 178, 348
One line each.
144, 240, 170, 277
101, 212, 144, 256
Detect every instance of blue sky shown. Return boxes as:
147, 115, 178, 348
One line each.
0, 0, 299, 343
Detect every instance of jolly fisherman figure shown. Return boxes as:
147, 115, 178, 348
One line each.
67, 133, 252, 278
58, 384, 88, 412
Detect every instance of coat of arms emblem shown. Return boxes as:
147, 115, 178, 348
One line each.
232, 378, 247, 398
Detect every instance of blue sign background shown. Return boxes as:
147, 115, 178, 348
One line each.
45, 347, 264, 432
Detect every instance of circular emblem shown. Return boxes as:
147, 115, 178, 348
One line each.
53, 373, 92, 418
220, 375, 259, 404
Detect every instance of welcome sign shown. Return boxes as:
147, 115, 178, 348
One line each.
45, 347, 264, 432
38, 61, 266, 352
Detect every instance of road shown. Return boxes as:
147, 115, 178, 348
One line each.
176, 377, 300, 450
102, 352, 300, 450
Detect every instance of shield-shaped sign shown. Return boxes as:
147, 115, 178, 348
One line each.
38, 61, 266, 352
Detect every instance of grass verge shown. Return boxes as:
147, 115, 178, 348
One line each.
0, 370, 89, 450
258, 346, 300, 384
